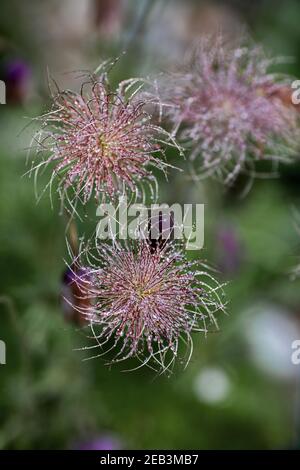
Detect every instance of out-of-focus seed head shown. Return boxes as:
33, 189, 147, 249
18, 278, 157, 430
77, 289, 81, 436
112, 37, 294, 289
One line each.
71, 240, 225, 373
31, 64, 179, 207
161, 34, 300, 186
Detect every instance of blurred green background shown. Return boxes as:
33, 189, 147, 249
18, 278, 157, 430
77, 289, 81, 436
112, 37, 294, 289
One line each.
1, 0, 300, 450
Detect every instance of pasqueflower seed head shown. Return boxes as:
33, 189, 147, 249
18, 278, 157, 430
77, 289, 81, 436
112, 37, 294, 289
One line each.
162, 34, 300, 186
71, 240, 225, 373
31, 67, 179, 207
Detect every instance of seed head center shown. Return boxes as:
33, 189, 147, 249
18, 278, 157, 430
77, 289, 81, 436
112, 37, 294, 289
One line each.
134, 281, 161, 300
98, 135, 112, 157
221, 98, 235, 116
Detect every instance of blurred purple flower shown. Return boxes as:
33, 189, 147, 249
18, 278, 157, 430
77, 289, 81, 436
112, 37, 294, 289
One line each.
75, 434, 122, 450
216, 225, 243, 276
4, 58, 31, 104
61, 265, 91, 326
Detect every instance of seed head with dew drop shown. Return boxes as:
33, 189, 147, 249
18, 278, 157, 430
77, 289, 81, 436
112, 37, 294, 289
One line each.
68, 239, 226, 374
29, 61, 181, 210
160, 34, 300, 187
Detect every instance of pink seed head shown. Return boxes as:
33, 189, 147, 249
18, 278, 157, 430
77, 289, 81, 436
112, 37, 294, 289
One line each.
162, 35, 300, 185
73, 240, 225, 373
32, 70, 176, 205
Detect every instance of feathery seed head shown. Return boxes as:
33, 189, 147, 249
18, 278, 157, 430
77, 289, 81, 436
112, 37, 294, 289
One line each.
162, 35, 300, 185
71, 240, 225, 373
32, 68, 179, 206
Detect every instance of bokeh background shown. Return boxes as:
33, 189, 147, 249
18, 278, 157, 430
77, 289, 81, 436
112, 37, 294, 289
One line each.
1, 0, 300, 450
